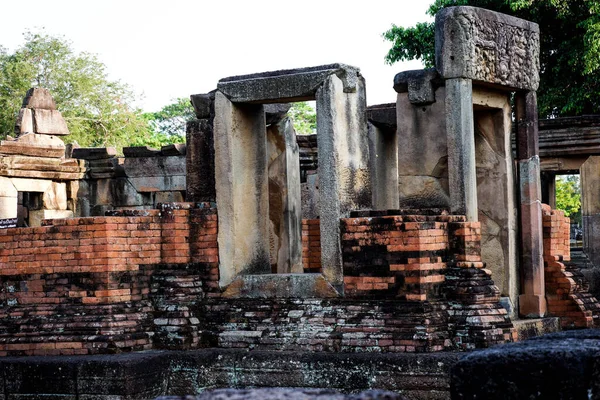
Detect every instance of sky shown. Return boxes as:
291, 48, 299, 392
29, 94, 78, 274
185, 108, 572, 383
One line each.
0, 1, 432, 112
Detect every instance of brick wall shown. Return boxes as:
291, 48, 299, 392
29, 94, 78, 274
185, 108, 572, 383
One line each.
0, 203, 218, 355
301, 219, 321, 273
542, 204, 600, 328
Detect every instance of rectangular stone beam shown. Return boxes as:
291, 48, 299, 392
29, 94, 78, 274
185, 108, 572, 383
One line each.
317, 73, 372, 293
214, 92, 270, 287
515, 91, 546, 318
445, 78, 478, 221
217, 64, 360, 104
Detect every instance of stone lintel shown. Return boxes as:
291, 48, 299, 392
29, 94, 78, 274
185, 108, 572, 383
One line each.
217, 63, 360, 104
366, 103, 397, 131
435, 6, 540, 91
393, 69, 441, 105
72, 147, 117, 160
221, 274, 339, 298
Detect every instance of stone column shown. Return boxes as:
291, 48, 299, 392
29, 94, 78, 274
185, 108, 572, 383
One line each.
187, 93, 215, 203
267, 117, 303, 274
581, 156, 600, 266
515, 91, 546, 317
368, 121, 399, 210
445, 78, 478, 221
316, 73, 372, 292
213, 92, 270, 287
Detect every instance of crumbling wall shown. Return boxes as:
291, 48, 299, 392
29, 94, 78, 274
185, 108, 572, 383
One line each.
542, 204, 600, 328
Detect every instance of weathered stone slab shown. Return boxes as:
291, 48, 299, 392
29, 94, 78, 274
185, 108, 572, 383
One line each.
0, 177, 17, 198
393, 69, 441, 105
15, 108, 34, 134
366, 103, 396, 131
0, 141, 65, 158
218, 63, 360, 104
123, 156, 185, 178
123, 146, 160, 157
0, 197, 17, 218
72, 147, 117, 160
160, 143, 186, 156
222, 274, 339, 298
30, 209, 73, 227
43, 182, 68, 210
435, 6, 540, 90
22, 87, 57, 110
14, 132, 65, 147
33, 109, 70, 135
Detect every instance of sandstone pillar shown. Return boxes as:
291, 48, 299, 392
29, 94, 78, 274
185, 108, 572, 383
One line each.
445, 78, 478, 221
516, 91, 546, 317
213, 92, 270, 287
267, 117, 303, 274
316, 73, 372, 292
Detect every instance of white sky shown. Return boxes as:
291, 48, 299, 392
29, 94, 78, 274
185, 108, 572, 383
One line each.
0, 0, 432, 112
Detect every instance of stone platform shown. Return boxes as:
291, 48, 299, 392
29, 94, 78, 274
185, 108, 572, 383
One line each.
0, 349, 461, 400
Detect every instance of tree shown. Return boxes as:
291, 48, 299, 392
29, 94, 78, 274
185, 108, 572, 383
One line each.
555, 175, 581, 224
0, 31, 150, 149
131, 98, 194, 148
288, 102, 316, 135
383, 0, 600, 117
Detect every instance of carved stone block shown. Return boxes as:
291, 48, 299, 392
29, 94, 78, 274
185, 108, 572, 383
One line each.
435, 6, 540, 91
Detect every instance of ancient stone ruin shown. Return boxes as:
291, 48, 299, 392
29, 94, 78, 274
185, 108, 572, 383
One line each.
0, 5, 599, 399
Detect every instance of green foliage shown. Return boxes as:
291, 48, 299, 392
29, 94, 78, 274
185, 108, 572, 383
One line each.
288, 102, 316, 135
135, 97, 194, 148
382, 0, 600, 117
0, 30, 156, 150
555, 175, 581, 224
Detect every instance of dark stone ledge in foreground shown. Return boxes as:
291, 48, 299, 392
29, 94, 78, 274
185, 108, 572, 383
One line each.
0, 349, 462, 400
451, 329, 600, 400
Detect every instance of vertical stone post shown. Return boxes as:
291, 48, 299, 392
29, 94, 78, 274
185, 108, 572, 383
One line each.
516, 91, 546, 317
368, 122, 399, 210
445, 78, 478, 221
267, 117, 303, 274
581, 156, 600, 267
187, 93, 216, 203
213, 92, 270, 287
316, 74, 372, 293
540, 171, 556, 209
0, 177, 18, 219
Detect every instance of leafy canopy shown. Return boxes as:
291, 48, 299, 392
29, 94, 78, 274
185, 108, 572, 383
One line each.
0, 31, 191, 150
555, 175, 581, 224
288, 102, 316, 135
383, 0, 600, 117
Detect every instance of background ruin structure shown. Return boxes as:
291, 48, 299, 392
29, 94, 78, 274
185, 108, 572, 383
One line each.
0, 5, 599, 400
